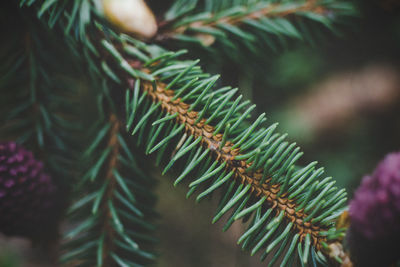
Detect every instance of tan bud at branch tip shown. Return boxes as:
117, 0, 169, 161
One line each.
103, 0, 157, 39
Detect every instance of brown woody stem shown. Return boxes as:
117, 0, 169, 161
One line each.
100, 113, 121, 266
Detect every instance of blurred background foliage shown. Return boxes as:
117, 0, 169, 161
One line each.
1, 0, 400, 266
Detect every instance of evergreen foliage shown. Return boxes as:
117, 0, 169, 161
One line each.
0, 5, 81, 235
1, 0, 359, 266
103, 36, 348, 265
158, 0, 354, 57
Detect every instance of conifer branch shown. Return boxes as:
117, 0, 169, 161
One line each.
100, 36, 350, 265
62, 110, 156, 266
0, 10, 81, 241
10, 4, 159, 265
157, 0, 327, 42
139, 78, 327, 248
157, 0, 355, 53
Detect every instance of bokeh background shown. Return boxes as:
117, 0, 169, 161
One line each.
1, 0, 400, 266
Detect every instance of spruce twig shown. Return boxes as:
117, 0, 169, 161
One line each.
138, 78, 327, 249
156, 0, 328, 43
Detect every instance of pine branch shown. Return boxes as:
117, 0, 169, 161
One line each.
0, 13, 78, 152
0, 7, 82, 240
139, 78, 328, 246
62, 111, 157, 266
10, 2, 159, 265
157, 0, 355, 53
100, 35, 350, 265
160, 0, 324, 38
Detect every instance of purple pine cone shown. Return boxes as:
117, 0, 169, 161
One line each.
349, 152, 400, 239
348, 152, 400, 266
0, 141, 57, 238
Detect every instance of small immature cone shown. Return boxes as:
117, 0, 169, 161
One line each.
348, 152, 400, 267
0, 142, 57, 240
103, 0, 158, 39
